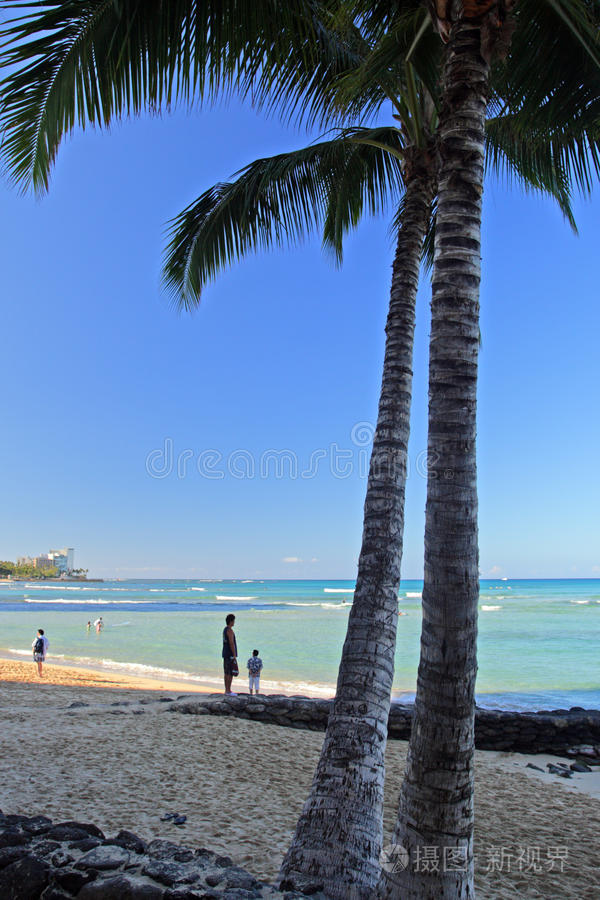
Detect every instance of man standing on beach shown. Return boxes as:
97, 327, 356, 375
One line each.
222, 614, 238, 695
32, 629, 49, 677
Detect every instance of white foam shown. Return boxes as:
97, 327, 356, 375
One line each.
189, 587, 206, 591
481, 605, 502, 611
405, 592, 422, 598
323, 588, 354, 593
282, 601, 317, 607
215, 595, 258, 600
23, 584, 130, 591
320, 602, 351, 609
571, 600, 590, 604
22, 598, 149, 605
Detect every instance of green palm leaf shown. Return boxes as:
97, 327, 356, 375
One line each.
164, 126, 404, 309
0, 0, 354, 192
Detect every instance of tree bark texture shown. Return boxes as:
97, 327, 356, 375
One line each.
379, 14, 488, 900
279, 162, 436, 900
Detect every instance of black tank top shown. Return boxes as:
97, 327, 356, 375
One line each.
222, 626, 237, 658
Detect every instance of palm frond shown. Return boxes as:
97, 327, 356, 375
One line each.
0, 0, 348, 192
164, 126, 404, 309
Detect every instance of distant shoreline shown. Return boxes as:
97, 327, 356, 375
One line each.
0, 577, 104, 584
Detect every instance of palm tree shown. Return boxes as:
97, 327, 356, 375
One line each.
1, 1, 599, 897
163, 5, 600, 895
377, 2, 600, 897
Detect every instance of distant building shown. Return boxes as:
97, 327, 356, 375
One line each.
17, 556, 33, 567
33, 556, 54, 570
48, 548, 75, 574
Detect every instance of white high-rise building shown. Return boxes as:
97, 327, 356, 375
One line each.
48, 548, 75, 574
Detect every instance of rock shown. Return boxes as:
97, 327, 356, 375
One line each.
76, 844, 131, 871
77, 874, 165, 899
142, 859, 199, 887
108, 830, 148, 854
0, 854, 50, 899
222, 867, 261, 891
22, 816, 53, 836
570, 762, 592, 772
53, 866, 98, 894
204, 873, 224, 887
67, 701, 90, 708
278, 874, 325, 895
0, 828, 27, 849
566, 745, 597, 758
40, 887, 73, 900
69, 838, 102, 851
51, 849, 74, 868
147, 840, 190, 861
60, 820, 105, 839
31, 840, 61, 857
0, 846, 29, 870
5, 814, 32, 827
164, 891, 209, 900
47, 825, 92, 842
525, 763, 545, 772
215, 855, 234, 868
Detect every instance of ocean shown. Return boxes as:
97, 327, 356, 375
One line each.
1, 578, 599, 711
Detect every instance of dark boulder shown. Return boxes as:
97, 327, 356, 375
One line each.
0, 846, 29, 871
77, 874, 165, 899
0, 854, 50, 900
75, 845, 131, 871
53, 866, 98, 894
59, 821, 105, 839
0, 829, 28, 849
141, 859, 199, 887
22, 816, 53, 836
68, 838, 102, 852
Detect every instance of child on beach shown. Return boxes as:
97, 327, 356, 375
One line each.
247, 650, 263, 694
32, 629, 49, 677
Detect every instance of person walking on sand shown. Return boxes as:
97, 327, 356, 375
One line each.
94, 617, 103, 634
247, 649, 263, 694
32, 629, 49, 677
222, 613, 238, 695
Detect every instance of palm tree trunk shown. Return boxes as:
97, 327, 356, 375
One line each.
379, 15, 488, 900
279, 155, 436, 900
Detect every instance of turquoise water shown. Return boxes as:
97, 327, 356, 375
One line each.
1, 578, 599, 710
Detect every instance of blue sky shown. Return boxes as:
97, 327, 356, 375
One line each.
1, 97, 599, 579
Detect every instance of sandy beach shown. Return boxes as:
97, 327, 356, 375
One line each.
0, 655, 217, 695
1, 661, 599, 899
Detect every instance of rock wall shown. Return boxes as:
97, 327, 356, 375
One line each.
168, 694, 600, 755
0, 812, 324, 899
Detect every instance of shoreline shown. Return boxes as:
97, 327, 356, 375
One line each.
0, 650, 338, 698
0, 656, 218, 695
